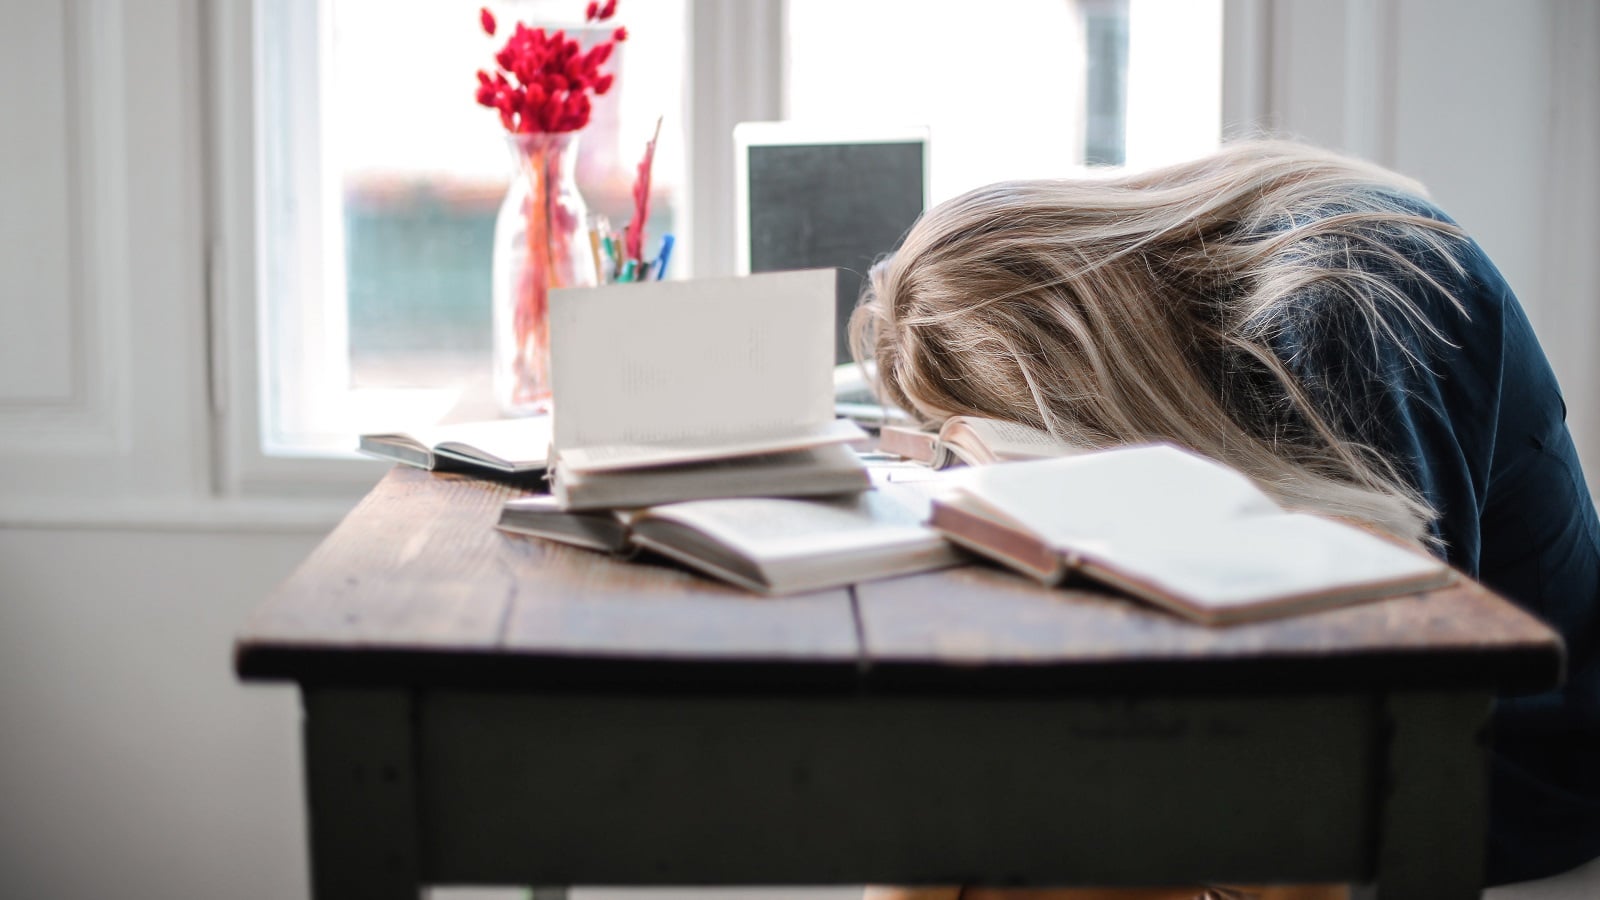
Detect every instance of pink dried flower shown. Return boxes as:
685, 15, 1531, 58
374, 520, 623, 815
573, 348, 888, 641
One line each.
624, 116, 663, 263
473, 1, 627, 134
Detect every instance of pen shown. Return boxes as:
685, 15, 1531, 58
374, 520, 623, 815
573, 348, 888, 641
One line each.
653, 233, 675, 280
617, 244, 628, 281
621, 259, 637, 283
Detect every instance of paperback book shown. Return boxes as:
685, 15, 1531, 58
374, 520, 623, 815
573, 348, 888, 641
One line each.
498, 479, 965, 594
930, 444, 1454, 625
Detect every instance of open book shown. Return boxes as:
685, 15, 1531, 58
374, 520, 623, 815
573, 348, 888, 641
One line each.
498, 480, 965, 594
546, 269, 868, 508
930, 444, 1454, 625
878, 417, 1079, 468
357, 417, 553, 475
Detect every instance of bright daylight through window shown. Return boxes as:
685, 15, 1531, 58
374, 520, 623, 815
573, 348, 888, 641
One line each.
253, 0, 1219, 458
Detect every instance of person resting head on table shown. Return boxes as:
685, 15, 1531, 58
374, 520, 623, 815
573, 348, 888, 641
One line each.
853, 140, 1600, 900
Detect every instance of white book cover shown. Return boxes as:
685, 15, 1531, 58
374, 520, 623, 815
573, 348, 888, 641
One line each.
549, 269, 861, 473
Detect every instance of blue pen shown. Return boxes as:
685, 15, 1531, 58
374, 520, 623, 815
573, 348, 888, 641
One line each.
653, 233, 675, 280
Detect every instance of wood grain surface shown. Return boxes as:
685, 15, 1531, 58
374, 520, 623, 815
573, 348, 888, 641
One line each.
236, 466, 1562, 693
236, 467, 859, 687
853, 565, 1562, 693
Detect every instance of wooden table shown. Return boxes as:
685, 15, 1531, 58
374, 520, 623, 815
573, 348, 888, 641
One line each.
235, 467, 1564, 900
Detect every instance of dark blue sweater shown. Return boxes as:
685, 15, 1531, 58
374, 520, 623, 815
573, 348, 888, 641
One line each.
1264, 195, 1600, 885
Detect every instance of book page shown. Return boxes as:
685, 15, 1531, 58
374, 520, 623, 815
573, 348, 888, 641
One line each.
963, 444, 1281, 549
636, 481, 946, 564
954, 444, 1450, 621
549, 269, 837, 455
945, 418, 1079, 464
425, 417, 553, 467
1085, 512, 1449, 616
357, 434, 434, 468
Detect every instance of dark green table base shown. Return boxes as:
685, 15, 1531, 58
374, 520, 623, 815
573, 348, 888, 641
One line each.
236, 469, 1556, 900
305, 687, 1489, 900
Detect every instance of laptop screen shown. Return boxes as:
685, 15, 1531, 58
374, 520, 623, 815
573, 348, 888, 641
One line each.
736, 124, 929, 364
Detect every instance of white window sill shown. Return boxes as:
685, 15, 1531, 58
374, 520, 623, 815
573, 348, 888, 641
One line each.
0, 494, 365, 535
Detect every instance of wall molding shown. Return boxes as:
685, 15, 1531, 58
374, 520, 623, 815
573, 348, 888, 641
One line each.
0, 0, 132, 455
0, 496, 349, 534
1536, 1, 1600, 476
1221, 0, 1272, 136
1226, 0, 1600, 490
686, 0, 784, 280
1224, 0, 1399, 162
1341, 0, 1399, 168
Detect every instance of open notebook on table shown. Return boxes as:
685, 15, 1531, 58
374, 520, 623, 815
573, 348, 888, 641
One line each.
358, 416, 553, 476
930, 444, 1455, 625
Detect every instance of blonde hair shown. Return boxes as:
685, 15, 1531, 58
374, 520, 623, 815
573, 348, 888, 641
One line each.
851, 140, 1470, 544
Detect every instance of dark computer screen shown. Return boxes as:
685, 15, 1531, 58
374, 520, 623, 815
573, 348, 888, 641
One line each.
746, 140, 926, 363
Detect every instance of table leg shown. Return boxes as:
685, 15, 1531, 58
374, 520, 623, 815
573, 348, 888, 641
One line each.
304, 688, 422, 900
1373, 691, 1493, 900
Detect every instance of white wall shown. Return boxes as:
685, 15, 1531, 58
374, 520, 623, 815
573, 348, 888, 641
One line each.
0, 527, 317, 900
0, 524, 865, 900
0, 2, 1596, 899
1229, 0, 1600, 474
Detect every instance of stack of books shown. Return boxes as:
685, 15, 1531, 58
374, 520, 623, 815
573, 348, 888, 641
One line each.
362, 269, 967, 595
361, 270, 1453, 622
497, 472, 965, 595
516, 268, 968, 594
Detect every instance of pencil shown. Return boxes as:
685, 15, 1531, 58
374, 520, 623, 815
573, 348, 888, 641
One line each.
588, 226, 605, 283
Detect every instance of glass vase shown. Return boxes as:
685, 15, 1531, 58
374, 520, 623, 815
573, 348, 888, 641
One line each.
492, 131, 596, 416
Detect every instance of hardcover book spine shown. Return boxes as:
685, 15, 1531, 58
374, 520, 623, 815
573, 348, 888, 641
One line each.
927, 500, 1066, 584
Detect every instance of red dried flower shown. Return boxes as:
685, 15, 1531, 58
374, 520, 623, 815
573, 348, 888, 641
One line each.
624, 116, 662, 263
473, 1, 628, 134
480, 7, 496, 36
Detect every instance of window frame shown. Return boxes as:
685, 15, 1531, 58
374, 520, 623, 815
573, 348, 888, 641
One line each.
208, 0, 785, 498
206, 0, 1246, 499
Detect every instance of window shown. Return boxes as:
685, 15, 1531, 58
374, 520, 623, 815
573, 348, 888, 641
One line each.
784, 0, 1221, 201
241, 0, 1219, 466
1084, 0, 1132, 166
254, 0, 687, 456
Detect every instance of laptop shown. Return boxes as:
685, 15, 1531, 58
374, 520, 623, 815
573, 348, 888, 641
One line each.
734, 122, 930, 370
